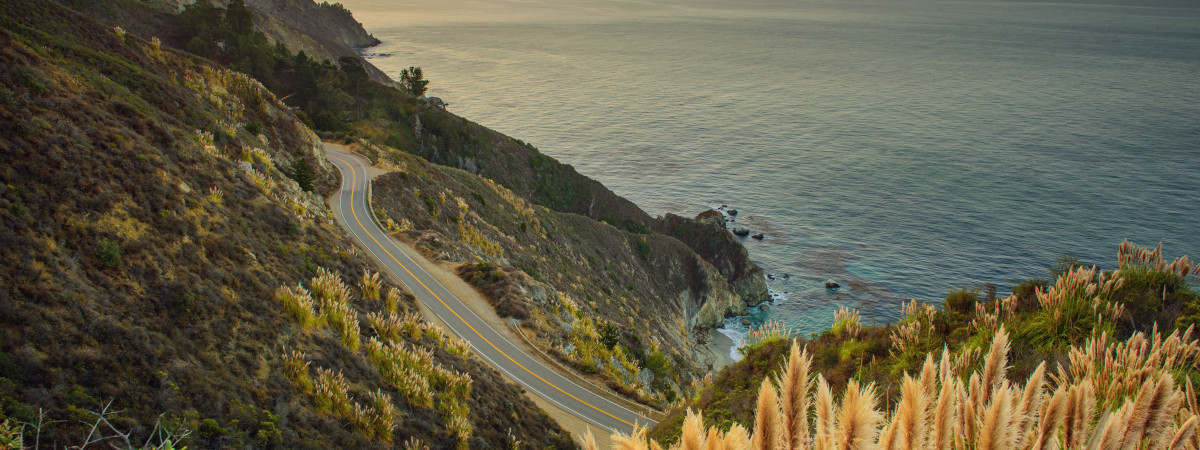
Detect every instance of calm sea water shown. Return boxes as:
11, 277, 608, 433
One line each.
339, 0, 1200, 345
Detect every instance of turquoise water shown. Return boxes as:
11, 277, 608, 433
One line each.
340, 0, 1200, 340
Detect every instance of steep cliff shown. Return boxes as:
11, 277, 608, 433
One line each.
241, 0, 392, 83
246, 0, 380, 49
654, 212, 769, 308
65, 0, 392, 84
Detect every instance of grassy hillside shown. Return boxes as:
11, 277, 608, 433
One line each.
59, 0, 767, 308
78, 0, 770, 346
0, 1, 571, 447
645, 242, 1200, 447
360, 148, 751, 406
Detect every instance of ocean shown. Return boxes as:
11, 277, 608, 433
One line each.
337, 0, 1200, 351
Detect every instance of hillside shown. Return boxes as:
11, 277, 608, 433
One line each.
355, 146, 748, 405
641, 242, 1200, 448
0, 1, 571, 447
351, 116, 769, 310
62, 0, 390, 84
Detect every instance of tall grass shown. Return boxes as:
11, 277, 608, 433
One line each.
1119, 240, 1199, 294
359, 269, 381, 301
1017, 263, 1127, 351
741, 319, 793, 355
384, 287, 402, 313
832, 307, 862, 339
274, 283, 317, 330
620, 322, 1200, 449
282, 349, 312, 394
313, 367, 353, 419
364, 337, 435, 408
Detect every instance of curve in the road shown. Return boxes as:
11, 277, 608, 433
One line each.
326, 150, 653, 435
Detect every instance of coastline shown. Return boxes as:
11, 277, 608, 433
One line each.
706, 326, 737, 371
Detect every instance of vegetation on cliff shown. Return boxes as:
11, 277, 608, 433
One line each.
643, 241, 1200, 448
0, 1, 571, 447
364, 147, 749, 406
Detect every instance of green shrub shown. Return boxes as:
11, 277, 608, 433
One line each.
186, 36, 213, 57
17, 69, 48, 96
1011, 278, 1046, 300
599, 323, 620, 350
255, 421, 281, 448
944, 287, 977, 314
245, 121, 263, 135
198, 418, 225, 440
97, 239, 123, 267
289, 158, 314, 192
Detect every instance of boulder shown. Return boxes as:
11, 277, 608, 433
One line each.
727, 209, 738, 216
824, 280, 841, 289
637, 368, 655, 386
759, 304, 770, 311
741, 319, 752, 326
752, 233, 765, 240
732, 226, 750, 236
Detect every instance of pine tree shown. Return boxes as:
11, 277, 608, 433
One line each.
399, 66, 429, 97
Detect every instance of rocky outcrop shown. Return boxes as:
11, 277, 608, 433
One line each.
245, 0, 380, 49
243, 0, 392, 83
682, 257, 749, 330
654, 213, 770, 308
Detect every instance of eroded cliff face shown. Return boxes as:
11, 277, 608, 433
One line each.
683, 259, 749, 330
655, 212, 769, 308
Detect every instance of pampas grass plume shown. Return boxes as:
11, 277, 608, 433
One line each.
751, 378, 781, 450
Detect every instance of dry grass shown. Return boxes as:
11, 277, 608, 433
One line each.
282, 349, 312, 395
275, 283, 317, 330
359, 269, 381, 301
742, 320, 793, 352
621, 323, 1200, 449
833, 307, 862, 339
313, 367, 353, 419
384, 287, 402, 314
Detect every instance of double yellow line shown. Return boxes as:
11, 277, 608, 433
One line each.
328, 153, 636, 429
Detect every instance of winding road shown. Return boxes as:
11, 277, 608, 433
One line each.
325, 149, 652, 436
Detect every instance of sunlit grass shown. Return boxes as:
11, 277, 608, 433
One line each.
611, 324, 1200, 450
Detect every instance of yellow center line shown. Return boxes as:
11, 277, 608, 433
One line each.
328, 153, 636, 428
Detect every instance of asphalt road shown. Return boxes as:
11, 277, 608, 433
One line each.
326, 149, 651, 435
